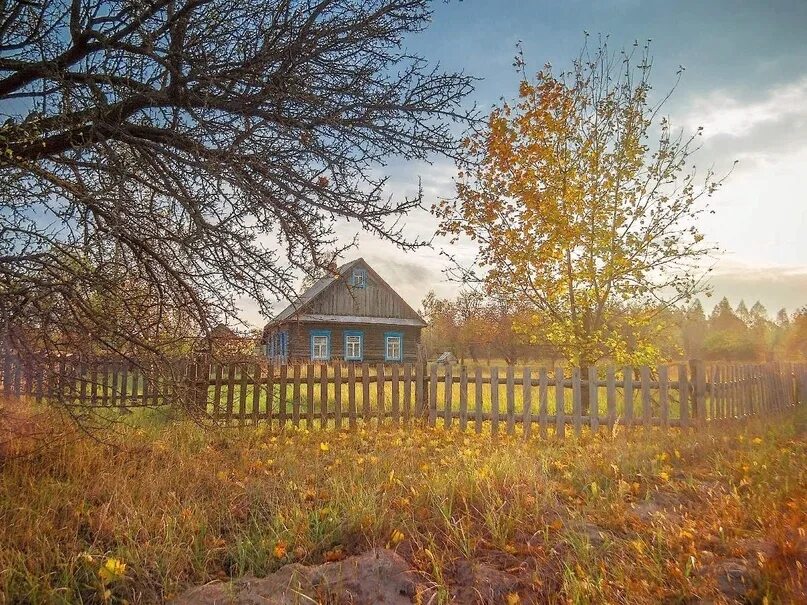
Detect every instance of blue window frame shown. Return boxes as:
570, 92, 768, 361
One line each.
310, 329, 331, 361
343, 330, 364, 361
351, 268, 367, 288
268, 331, 289, 362
384, 331, 403, 362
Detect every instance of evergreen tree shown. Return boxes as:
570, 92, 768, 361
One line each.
749, 301, 769, 325
681, 300, 707, 359
735, 300, 750, 325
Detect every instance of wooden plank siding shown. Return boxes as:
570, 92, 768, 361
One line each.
304, 270, 423, 321
269, 321, 422, 364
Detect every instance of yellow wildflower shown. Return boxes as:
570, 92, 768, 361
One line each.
99, 558, 126, 584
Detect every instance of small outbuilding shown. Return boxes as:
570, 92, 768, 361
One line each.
262, 258, 427, 364
435, 351, 458, 365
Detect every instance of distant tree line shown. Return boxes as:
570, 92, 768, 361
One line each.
681, 298, 806, 362
421, 291, 807, 365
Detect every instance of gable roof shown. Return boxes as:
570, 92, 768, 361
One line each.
268, 258, 427, 327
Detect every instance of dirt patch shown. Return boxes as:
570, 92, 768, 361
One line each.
699, 558, 761, 604
451, 560, 521, 604
172, 549, 419, 605
630, 490, 684, 523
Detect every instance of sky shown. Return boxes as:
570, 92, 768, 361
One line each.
247, 0, 807, 326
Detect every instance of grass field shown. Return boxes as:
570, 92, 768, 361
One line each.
1, 403, 804, 604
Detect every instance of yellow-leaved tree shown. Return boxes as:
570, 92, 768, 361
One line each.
436, 38, 731, 369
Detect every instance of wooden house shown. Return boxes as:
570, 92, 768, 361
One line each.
262, 258, 427, 364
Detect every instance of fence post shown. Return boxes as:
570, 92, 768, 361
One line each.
415, 345, 427, 421
194, 356, 211, 412
689, 359, 707, 429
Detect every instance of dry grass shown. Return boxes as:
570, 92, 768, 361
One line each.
0, 403, 805, 604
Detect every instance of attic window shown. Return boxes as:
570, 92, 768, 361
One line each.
352, 268, 367, 288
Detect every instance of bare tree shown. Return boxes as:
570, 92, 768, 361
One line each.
0, 0, 475, 364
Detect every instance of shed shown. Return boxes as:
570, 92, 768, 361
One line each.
435, 351, 458, 365
262, 258, 427, 363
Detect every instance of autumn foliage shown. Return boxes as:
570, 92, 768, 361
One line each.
436, 39, 731, 367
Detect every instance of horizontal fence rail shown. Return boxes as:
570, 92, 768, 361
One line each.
1, 356, 805, 436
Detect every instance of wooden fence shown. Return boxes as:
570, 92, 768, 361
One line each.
1, 356, 806, 436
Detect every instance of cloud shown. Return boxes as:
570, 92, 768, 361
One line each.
681, 76, 807, 141
703, 261, 807, 314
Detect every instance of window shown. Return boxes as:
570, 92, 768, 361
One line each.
352, 268, 367, 288
384, 332, 403, 362
310, 330, 331, 361
279, 331, 288, 361
344, 330, 363, 361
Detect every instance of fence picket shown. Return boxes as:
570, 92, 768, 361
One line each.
623, 368, 633, 428
522, 367, 532, 439
679, 363, 689, 429
376, 363, 385, 426
572, 367, 582, 436
640, 366, 651, 429
151, 362, 161, 407
348, 363, 357, 429
731, 365, 738, 418
391, 364, 400, 427
362, 363, 371, 422
141, 364, 150, 407
606, 367, 616, 432
220, 364, 233, 422
120, 363, 130, 410
490, 367, 499, 436
539, 368, 548, 439
555, 367, 565, 439
444, 364, 453, 429
659, 366, 669, 430
474, 367, 483, 434
108, 362, 119, 409
429, 364, 438, 427
506, 366, 515, 436
130, 366, 140, 408
588, 366, 599, 432
78, 362, 88, 407
252, 364, 262, 425
265, 364, 274, 426
414, 362, 422, 420
459, 365, 468, 431
319, 363, 328, 428
100, 362, 110, 407
239, 364, 249, 425
403, 363, 413, 427
334, 362, 342, 430
292, 364, 301, 427
307, 363, 315, 429
90, 364, 99, 407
